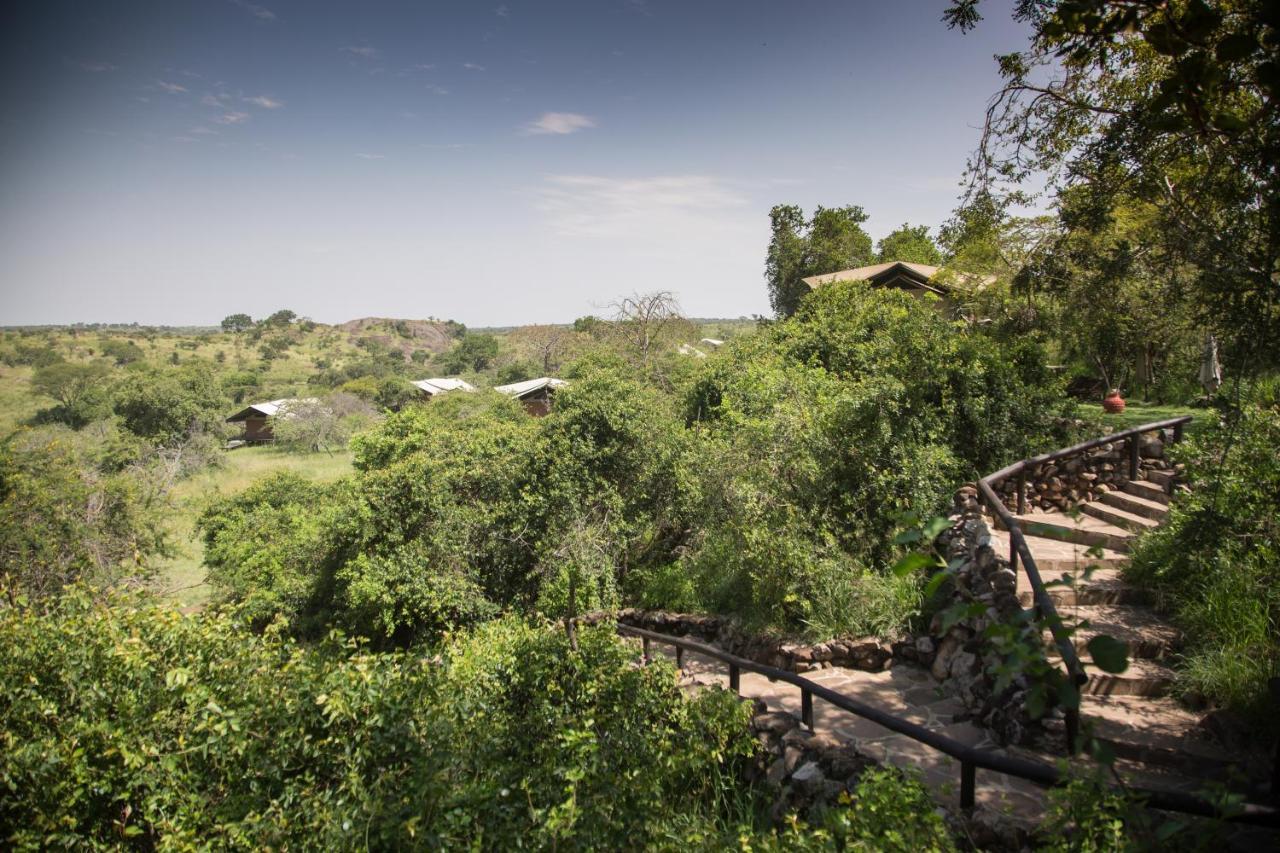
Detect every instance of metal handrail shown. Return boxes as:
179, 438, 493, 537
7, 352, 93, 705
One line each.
619, 623, 1278, 825
977, 416, 1193, 750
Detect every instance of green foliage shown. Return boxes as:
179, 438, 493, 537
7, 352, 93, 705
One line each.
0, 426, 165, 600
436, 332, 500, 373
112, 363, 226, 445
197, 473, 341, 628
98, 338, 145, 366
29, 361, 112, 427
766, 204, 874, 317
1128, 389, 1280, 729
817, 767, 955, 852
263, 308, 296, 327
220, 313, 253, 333
875, 222, 944, 266
1039, 771, 1139, 852
0, 595, 766, 849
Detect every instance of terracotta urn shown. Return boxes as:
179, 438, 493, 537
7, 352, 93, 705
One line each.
1102, 389, 1126, 414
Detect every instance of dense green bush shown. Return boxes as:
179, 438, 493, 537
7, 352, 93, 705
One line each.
1128, 385, 1280, 730
0, 426, 166, 601
0, 592, 760, 848
111, 363, 227, 445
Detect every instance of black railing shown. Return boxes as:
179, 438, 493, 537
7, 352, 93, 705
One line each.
976, 416, 1193, 752
621, 624, 1278, 825
615, 415, 1279, 825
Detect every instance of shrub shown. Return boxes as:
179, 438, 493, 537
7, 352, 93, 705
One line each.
1127, 387, 1280, 731
0, 594, 768, 849
111, 363, 226, 445
0, 427, 166, 601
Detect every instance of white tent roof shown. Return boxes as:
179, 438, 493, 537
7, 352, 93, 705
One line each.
494, 377, 568, 398
413, 377, 476, 395
226, 398, 320, 422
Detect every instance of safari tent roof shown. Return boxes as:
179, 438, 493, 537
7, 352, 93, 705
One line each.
225, 398, 318, 422
413, 377, 476, 395
494, 377, 567, 399
801, 261, 944, 293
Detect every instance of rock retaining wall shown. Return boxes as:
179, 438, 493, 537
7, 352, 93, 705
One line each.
989, 431, 1180, 514
610, 609, 896, 674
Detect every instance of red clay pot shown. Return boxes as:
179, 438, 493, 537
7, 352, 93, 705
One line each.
1102, 390, 1126, 414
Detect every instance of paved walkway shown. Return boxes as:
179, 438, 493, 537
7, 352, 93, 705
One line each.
648, 645, 1049, 823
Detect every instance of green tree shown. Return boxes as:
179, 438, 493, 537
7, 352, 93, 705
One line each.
435, 332, 500, 373
29, 362, 112, 427
220, 313, 253, 333
948, 0, 1280, 369
99, 338, 145, 366
111, 364, 226, 445
876, 223, 943, 265
766, 204, 873, 317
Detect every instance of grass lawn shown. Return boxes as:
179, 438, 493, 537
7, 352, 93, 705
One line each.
153, 445, 353, 608
1076, 400, 1210, 436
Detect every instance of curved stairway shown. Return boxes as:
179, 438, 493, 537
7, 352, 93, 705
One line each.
634, 455, 1276, 836
989, 469, 1273, 796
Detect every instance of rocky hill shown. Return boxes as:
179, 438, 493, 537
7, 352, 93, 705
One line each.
337, 317, 456, 358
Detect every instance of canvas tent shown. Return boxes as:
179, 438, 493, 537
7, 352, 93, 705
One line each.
494, 377, 567, 416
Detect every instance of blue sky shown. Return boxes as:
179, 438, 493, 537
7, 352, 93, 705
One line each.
0, 1, 1030, 326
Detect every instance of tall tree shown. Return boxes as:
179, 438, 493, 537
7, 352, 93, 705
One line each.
765, 205, 873, 317
947, 0, 1280, 368
875, 223, 944, 265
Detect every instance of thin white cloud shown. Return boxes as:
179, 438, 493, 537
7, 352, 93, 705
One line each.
427, 84, 450, 96
244, 95, 284, 109
412, 63, 436, 70
523, 112, 596, 135
355, 152, 386, 160
156, 80, 188, 94
535, 174, 748, 239
342, 45, 381, 60
80, 61, 116, 73
230, 0, 276, 21
189, 126, 218, 135
462, 62, 486, 71
214, 111, 251, 125
496, 4, 510, 17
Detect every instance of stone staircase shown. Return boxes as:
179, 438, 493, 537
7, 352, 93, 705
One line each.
990, 470, 1271, 793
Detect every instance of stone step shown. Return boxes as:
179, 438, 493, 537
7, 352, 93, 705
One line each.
1014, 512, 1134, 554
1074, 656, 1175, 697
1082, 695, 1239, 778
1079, 500, 1162, 534
1098, 489, 1169, 521
1043, 604, 1181, 660
1145, 469, 1177, 489
1124, 479, 1170, 505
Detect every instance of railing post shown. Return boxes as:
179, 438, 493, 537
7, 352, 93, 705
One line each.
1270, 678, 1280, 801
642, 637, 650, 664
1127, 435, 1140, 481
729, 663, 740, 693
1173, 421, 1184, 444
676, 646, 684, 672
960, 760, 975, 811
802, 688, 814, 732
1016, 470, 1027, 516
1066, 706, 1080, 756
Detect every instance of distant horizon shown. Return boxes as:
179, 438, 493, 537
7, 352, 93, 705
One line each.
1, 1, 1032, 326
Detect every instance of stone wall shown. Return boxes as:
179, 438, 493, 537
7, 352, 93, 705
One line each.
915, 500, 1048, 748
989, 430, 1180, 513
608, 609, 896, 674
